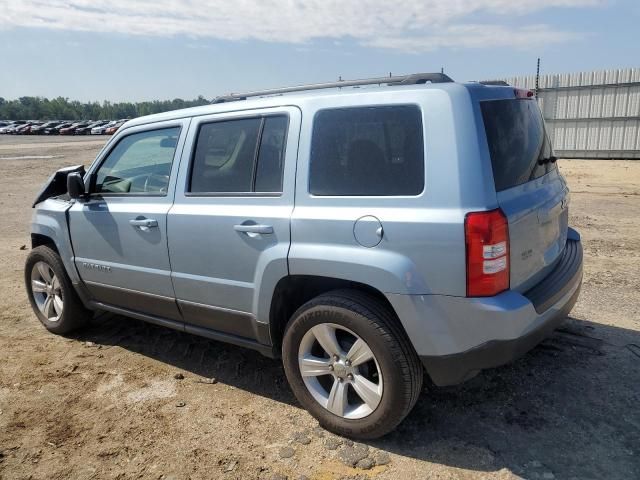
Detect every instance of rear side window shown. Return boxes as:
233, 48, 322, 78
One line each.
189, 115, 288, 194
309, 105, 424, 196
481, 99, 554, 192
255, 116, 288, 193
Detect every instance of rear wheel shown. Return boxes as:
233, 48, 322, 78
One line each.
282, 289, 423, 439
25, 246, 91, 334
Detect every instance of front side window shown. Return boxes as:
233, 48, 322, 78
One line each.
189, 115, 288, 194
94, 127, 180, 195
309, 105, 424, 196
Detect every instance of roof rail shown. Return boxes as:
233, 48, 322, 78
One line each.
212, 72, 454, 103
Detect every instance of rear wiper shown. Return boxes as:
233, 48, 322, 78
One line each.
538, 155, 557, 165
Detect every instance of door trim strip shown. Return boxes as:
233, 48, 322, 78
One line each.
88, 301, 275, 357
177, 299, 258, 340
84, 280, 182, 321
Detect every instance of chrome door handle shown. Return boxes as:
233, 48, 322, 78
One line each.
234, 224, 274, 235
130, 218, 158, 230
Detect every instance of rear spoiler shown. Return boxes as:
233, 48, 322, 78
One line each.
32, 165, 86, 208
479, 80, 510, 86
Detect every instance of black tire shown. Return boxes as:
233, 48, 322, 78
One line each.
24, 245, 91, 335
282, 289, 423, 439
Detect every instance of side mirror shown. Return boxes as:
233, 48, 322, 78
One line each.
67, 172, 86, 199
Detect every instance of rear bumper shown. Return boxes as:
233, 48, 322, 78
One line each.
523, 229, 582, 314
421, 282, 580, 386
387, 231, 583, 386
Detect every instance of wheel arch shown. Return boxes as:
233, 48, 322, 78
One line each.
268, 275, 408, 354
31, 233, 59, 253
31, 201, 82, 285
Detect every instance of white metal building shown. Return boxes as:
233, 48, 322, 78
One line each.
495, 67, 640, 159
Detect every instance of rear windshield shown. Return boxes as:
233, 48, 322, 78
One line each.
481, 98, 555, 192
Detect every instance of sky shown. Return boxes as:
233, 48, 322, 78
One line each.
0, 0, 638, 102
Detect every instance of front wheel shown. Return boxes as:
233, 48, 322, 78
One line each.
282, 289, 423, 439
25, 246, 91, 335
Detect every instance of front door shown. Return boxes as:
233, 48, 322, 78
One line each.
69, 120, 189, 320
168, 107, 300, 341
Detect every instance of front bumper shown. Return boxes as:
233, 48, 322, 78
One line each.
387, 232, 583, 386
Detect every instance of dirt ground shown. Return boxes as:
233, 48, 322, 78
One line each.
0, 135, 638, 480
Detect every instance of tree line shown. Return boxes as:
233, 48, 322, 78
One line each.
0, 96, 211, 120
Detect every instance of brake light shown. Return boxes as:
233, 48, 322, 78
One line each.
465, 209, 510, 297
514, 88, 534, 99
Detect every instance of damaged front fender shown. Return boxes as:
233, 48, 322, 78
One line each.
32, 164, 85, 208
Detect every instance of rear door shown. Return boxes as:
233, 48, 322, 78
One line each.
69, 120, 189, 320
480, 96, 569, 292
167, 107, 300, 341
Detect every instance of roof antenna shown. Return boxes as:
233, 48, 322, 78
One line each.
535, 57, 541, 99
441, 67, 444, 74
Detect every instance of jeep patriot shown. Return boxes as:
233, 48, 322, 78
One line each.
26, 73, 583, 438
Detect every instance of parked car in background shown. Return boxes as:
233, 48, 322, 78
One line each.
42, 122, 70, 135
104, 119, 127, 135
59, 122, 90, 135
0, 122, 26, 134
91, 121, 116, 135
1, 120, 126, 135
14, 124, 30, 135
74, 121, 107, 135
23, 122, 45, 134
16, 122, 42, 135
12, 123, 27, 134
31, 121, 62, 135
0, 121, 26, 134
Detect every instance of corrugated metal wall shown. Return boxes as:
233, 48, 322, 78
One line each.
495, 67, 640, 159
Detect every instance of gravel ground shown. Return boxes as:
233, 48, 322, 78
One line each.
0, 135, 638, 480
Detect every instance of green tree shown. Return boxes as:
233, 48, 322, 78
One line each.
0, 95, 212, 121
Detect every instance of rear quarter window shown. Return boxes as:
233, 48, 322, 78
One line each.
309, 105, 424, 196
481, 98, 555, 192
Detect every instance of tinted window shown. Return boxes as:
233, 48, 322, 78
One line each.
255, 116, 288, 192
309, 106, 424, 196
189, 115, 288, 194
95, 127, 180, 195
190, 118, 261, 193
481, 99, 554, 192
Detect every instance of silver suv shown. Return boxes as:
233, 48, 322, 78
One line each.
25, 73, 583, 439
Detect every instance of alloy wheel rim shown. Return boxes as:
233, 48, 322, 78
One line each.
298, 323, 383, 419
31, 261, 63, 322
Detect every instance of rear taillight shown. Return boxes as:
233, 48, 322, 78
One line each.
465, 209, 510, 297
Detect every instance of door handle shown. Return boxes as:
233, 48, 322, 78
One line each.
130, 218, 158, 230
234, 224, 274, 235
